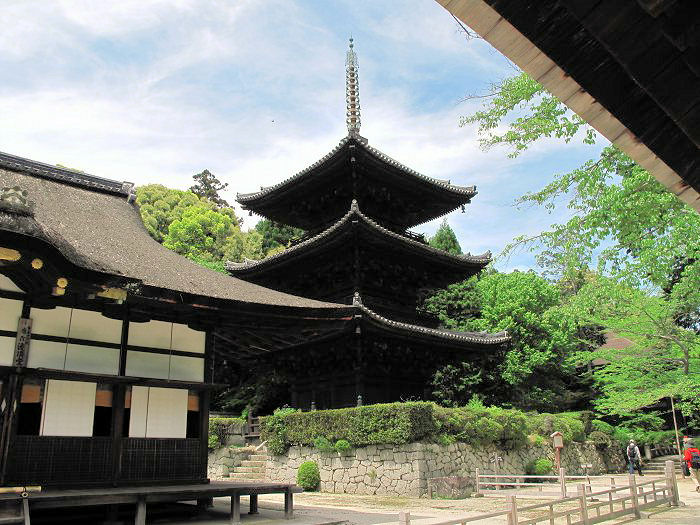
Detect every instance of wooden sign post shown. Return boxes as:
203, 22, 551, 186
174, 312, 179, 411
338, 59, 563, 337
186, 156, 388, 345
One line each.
551, 431, 564, 471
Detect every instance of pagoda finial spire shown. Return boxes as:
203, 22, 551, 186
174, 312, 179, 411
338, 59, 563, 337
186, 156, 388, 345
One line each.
345, 37, 361, 134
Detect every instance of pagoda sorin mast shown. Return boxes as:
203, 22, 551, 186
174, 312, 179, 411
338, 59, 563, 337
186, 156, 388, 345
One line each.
346, 38, 361, 134
231, 40, 507, 409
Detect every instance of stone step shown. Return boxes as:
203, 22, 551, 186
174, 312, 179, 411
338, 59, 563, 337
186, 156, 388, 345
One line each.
229, 472, 266, 480
240, 460, 267, 467
249, 454, 269, 461
235, 466, 266, 474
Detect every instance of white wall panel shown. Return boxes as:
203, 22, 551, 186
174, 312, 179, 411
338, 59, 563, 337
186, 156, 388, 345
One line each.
0, 336, 15, 365
27, 340, 66, 370
65, 344, 119, 375
125, 351, 169, 379
31, 307, 71, 338
145, 387, 187, 438
171, 324, 205, 353
68, 309, 122, 344
41, 380, 96, 437
128, 320, 171, 349
169, 355, 204, 382
128, 386, 149, 438
0, 274, 23, 293
0, 298, 22, 332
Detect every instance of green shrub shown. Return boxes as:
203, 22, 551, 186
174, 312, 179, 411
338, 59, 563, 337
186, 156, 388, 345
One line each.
527, 412, 586, 444
435, 405, 529, 450
260, 402, 594, 453
589, 430, 612, 448
313, 437, 335, 453
334, 439, 351, 453
437, 434, 456, 446
590, 420, 614, 435
530, 435, 546, 446
208, 417, 245, 450
297, 461, 320, 490
267, 435, 287, 456
526, 458, 554, 476
261, 402, 438, 450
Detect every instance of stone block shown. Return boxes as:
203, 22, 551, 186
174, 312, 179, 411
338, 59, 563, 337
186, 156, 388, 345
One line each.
428, 476, 473, 499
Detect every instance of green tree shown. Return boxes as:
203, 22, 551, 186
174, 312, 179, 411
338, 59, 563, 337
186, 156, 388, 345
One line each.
461, 70, 700, 422
254, 219, 304, 255
135, 184, 204, 242
425, 271, 585, 410
163, 205, 238, 262
189, 169, 230, 208
428, 219, 462, 255
462, 72, 700, 306
564, 276, 700, 422
224, 229, 265, 263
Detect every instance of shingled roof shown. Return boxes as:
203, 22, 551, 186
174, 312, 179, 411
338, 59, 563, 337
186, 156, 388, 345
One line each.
226, 199, 491, 274
0, 151, 348, 310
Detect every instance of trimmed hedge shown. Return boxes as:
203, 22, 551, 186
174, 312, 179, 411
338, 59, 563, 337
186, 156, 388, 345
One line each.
260, 402, 595, 454
434, 405, 529, 450
261, 402, 437, 455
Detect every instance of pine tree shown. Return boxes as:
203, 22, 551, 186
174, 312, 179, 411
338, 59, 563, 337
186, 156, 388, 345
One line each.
189, 169, 229, 208
429, 219, 462, 255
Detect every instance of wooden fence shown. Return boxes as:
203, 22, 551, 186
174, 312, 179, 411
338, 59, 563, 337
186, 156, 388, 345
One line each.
398, 461, 679, 525
476, 468, 627, 499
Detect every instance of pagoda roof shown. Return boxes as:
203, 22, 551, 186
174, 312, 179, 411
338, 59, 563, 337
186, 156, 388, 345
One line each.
226, 199, 490, 276
236, 135, 478, 230
353, 293, 509, 347
218, 292, 508, 358
0, 151, 351, 313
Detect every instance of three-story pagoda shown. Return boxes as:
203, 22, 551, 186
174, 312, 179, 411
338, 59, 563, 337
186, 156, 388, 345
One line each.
228, 40, 508, 409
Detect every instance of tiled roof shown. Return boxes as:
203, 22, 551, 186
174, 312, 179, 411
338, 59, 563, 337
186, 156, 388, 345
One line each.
226, 199, 491, 272
353, 293, 509, 345
236, 135, 477, 203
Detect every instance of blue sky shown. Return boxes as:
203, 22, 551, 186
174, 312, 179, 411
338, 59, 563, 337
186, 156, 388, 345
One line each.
0, 0, 605, 271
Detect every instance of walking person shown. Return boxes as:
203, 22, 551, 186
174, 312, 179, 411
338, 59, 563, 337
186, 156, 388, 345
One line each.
627, 440, 643, 476
683, 439, 700, 492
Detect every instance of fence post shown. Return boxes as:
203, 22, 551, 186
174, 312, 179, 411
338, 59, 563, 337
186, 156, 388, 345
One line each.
399, 511, 410, 525
559, 467, 567, 498
629, 474, 640, 518
665, 460, 679, 507
577, 484, 590, 525
507, 495, 518, 525
475, 467, 481, 495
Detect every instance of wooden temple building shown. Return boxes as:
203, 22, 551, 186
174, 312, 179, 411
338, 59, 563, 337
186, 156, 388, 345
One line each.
0, 153, 353, 489
228, 40, 509, 410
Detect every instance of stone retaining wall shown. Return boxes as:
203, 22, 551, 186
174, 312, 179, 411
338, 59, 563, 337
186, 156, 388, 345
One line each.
265, 441, 626, 497
208, 446, 254, 479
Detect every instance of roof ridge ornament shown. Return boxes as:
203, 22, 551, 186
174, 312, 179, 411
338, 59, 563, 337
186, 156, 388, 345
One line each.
352, 291, 363, 306
345, 37, 361, 135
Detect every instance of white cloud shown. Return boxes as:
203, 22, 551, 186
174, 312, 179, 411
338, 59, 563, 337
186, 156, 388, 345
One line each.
0, 0, 600, 274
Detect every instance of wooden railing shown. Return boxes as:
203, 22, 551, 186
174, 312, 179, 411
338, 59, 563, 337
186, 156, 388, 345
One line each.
245, 412, 261, 438
399, 461, 680, 525
475, 468, 627, 499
